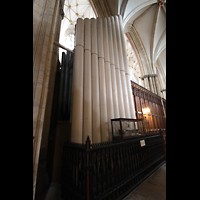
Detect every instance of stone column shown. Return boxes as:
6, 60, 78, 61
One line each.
154, 75, 161, 97
71, 18, 84, 143
83, 18, 92, 143
149, 76, 155, 93
91, 18, 101, 143
152, 74, 158, 94
97, 17, 109, 142
144, 76, 150, 91
33, 0, 62, 198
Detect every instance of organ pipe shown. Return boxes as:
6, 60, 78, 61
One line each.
97, 17, 109, 142
118, 15, 136, 119
114, 15, 131, 118
83, 18, 92, 143
91, 18, 101, 143
103, 17, 114, 140
107, 17, 120, 118
71, 18, 84, 143
111, 16, 125, 118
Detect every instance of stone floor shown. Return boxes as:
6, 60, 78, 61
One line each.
42, 163, 166, 200
122, 163, 166, 200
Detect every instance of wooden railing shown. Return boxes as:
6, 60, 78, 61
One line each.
61, 133, 165, 200
131, 81, 166, 136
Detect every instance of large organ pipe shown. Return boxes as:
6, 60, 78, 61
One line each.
71, 18, 84, 143
91, 18, 101, 143
111, 16, 125, 118
118, 15, 136, 119
103, 17, 114, 140
114, 15, 131, 118
97, 17, 109, 142
107, 17, 120, 118
83, 18, 92, 143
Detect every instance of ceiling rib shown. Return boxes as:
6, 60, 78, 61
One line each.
150, 5, 160, 71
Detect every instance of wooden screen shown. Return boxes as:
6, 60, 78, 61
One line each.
131, 81, 166, 136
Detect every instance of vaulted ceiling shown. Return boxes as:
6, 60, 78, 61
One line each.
90, 0, 166, 91
59, 0, 166, 93
59, 0, 96, 48
122, 1, 166, 76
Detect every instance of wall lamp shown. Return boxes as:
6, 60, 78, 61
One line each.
142, 108, 150, 114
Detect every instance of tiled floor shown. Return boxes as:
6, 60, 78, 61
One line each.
122, 163, 166, 200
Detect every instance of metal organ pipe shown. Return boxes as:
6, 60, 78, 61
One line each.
97, 17, 109, 142
83, 18, 92, 143
111, 16, 125, 118
107, 17, 120, 118
118, 15, 136, 119
71, 18, 84, 143
114, 15, 131, 118
103, 18, 114, 140
91, 18, 101, 143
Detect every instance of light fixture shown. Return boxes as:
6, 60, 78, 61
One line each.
142, 108, 150, 114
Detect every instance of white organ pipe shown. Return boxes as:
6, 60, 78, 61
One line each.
118, 15, 136, 119
103, 17, 114, 141
114, 15, 131, 118
97, 17, 109, 142
83, 18, 92, 143
111, 16, 125, 118
91, 18, 101, 143
71, 18, 84, 143
107, 17, 120, 118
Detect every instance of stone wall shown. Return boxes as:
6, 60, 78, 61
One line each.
33, 0, 64, 199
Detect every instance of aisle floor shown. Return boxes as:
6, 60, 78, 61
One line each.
123, 163, 166, 200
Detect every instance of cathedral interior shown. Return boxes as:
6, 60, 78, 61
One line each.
33, 0, 166, 199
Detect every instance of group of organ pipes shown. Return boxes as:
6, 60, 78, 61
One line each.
71, 15, 136, 144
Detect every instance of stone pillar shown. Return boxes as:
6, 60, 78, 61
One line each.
154, 75, 161, 96
71, 18, 84, 143
97, 17, 109, 142
103, 17, 114, 140
111, 16, 125, 118
83, 18, 92, 143
91, 18, 101, 143
33, 0, 63, 199
149, 76, 155, 93
144, 76, 150, 90
152, 76, 157, 94
107, 17, 120, 118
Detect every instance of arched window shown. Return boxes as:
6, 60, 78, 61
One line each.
65, 33, 75, 50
